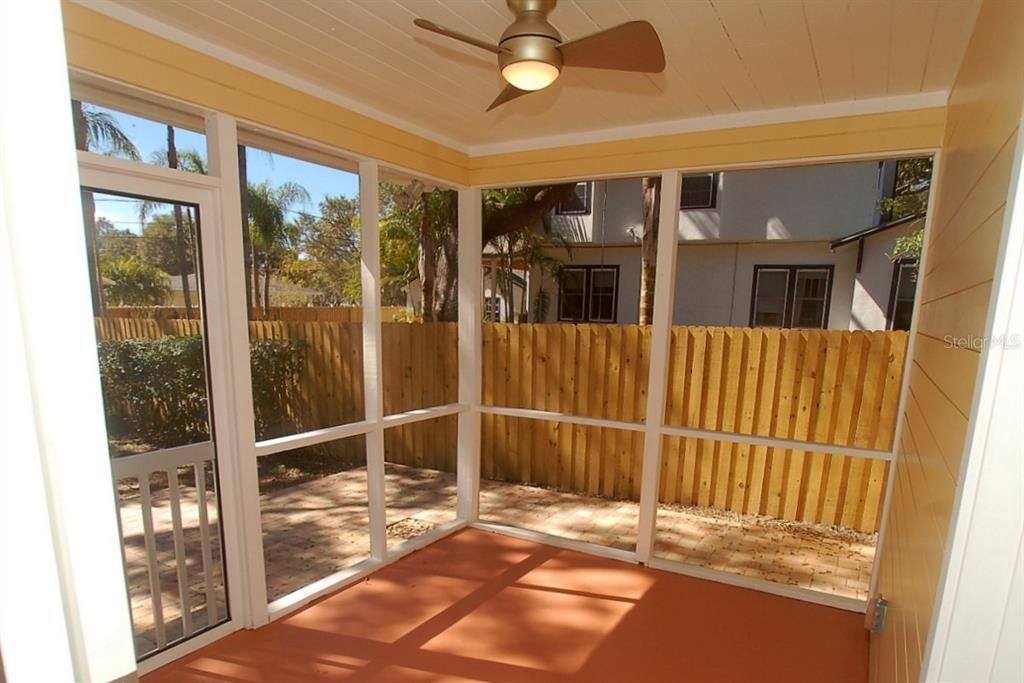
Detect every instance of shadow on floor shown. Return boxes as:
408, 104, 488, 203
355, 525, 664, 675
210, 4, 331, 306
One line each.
143, 528, 868, 683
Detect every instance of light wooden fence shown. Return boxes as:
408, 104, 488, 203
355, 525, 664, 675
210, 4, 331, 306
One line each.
95, 319, 907, 532
480, 324, 908, 532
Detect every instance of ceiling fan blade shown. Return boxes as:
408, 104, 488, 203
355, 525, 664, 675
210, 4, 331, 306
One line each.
559, 21, 666, 73
486, 84, 531, 112
413, 18, 504, 55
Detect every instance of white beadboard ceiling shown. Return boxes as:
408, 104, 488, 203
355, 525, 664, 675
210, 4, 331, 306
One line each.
94, 0, 979, 152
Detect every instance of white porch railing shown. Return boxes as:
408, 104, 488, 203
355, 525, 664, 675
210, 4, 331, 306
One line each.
112, 442, 227, 656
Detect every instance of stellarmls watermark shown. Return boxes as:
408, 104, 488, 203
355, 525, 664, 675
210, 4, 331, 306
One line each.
943, 333, 1022, 351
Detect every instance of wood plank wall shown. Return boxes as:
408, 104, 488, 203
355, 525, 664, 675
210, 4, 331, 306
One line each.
871, 1, 1024, 680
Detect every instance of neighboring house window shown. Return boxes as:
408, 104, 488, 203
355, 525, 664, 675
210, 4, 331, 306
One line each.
558, 266, 619, 323
680, 173, 718, 210
750, 265, 833, 329
555, 182, 592, 215
887, 259, 917, 331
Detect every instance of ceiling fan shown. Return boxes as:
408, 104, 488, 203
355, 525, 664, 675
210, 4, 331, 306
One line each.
413, 0, 666, 112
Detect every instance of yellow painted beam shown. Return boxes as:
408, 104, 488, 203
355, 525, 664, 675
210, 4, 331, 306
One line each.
468, 107, 947, 185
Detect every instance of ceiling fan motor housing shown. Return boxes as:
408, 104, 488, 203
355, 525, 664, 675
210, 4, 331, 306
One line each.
499, 0, 563, 75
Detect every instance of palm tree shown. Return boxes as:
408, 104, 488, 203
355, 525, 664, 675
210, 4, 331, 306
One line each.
639, 176, 661, 325
144, 142, 209, 318
103, 256, 169, 306
72, 100, 140, 315
246, 181, 310, 317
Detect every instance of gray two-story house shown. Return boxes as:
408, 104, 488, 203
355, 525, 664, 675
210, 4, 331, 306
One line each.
503, 159, 922, 331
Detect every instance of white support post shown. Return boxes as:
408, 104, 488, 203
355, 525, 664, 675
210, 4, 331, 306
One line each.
0, 1, 137, 679
360, 161, 388, 560
0, 206, 76, 683
457, 188, 483, 521
204, 112, 268, 627
636, 171, 682, 563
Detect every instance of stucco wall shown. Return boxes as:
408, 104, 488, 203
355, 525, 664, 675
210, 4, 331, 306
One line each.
674, 241, 859, 328
551, 160, 886, 246
849, 220, 920, 331
535, 241, 862, 329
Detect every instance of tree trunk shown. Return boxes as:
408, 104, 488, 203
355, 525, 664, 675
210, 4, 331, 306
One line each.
503, 241, 513, 323
639, 176, 661, 326
238, 145, 254, 317
489, 260, 499, 321
418, 201, 436, 321
167, 126, 194, 320
434, 234, 458, 321
263, 257, 272, 318
252, 245, 262, 315
184, 208, 199, 311
73, 100, 106, 316
424, 184, 575, 323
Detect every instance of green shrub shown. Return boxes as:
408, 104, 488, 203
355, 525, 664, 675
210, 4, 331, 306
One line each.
97, 335, 307, 447
249, 337, 307, 437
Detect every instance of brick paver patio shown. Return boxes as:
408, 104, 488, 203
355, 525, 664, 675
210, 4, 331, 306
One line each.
119, 463, 875, 657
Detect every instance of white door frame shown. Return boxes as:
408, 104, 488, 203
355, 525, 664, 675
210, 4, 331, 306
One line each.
77, 157, 250, 670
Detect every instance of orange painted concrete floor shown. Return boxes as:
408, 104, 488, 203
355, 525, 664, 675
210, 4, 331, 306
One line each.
143, 528, 868, 683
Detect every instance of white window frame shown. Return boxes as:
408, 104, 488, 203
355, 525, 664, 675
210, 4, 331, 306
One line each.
750, 267, 791, 328
555, 181, 592, 215
59, 99, 476, 673
887, 258, 918, 330
680, 172, 719, 210
557, 265, 619, 323
789, 267, 832, 328
76, 148, 252, 672
750, 265, 832, 329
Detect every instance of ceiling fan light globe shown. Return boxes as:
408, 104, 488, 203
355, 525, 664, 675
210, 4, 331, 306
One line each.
501, 60, 560, 91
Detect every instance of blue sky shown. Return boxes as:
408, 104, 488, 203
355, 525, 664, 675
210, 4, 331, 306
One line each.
88, 105, 359, 235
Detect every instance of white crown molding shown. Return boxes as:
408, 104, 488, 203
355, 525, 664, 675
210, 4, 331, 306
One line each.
73, 0, 949, 162
467, 91, 951, 156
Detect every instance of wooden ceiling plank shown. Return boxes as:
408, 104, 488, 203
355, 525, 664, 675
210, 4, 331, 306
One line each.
922, 0, 982, 93
640, 0, 741, 115
654, 0, 764, 112
755, 0, 824, 106
849, 0, 893, 100
710, 0, 794, 109
298, 0, 497, 96
100, 0, 975, 148
802, 0, 855, 104
610, 0, 716, 117
887, 0, 937, 95
142, 0, 469, 135
216, 0, 476, 119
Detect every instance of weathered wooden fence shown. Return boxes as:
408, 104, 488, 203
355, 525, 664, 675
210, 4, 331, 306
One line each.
95, 319, 907, 532
100, 306, 405, 322
95, 318, 457, 464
